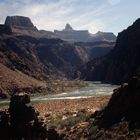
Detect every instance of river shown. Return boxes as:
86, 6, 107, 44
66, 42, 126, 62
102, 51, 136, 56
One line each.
0, 82, 119, 105
32, 82, 119, 102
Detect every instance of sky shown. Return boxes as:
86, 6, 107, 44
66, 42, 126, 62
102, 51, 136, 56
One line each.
0, 0, 140, 35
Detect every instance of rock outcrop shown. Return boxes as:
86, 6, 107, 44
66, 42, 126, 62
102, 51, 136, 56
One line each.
85, 74, 140, 140
0, 31, 114, 96
100, 76, 140, 127
62, 75, 140, 140
0, 16, 116, 97
0, 110, 10, 139
80, 18, 140, 84
92, 31, 116, 42
0, 25, 12, 35
54, 24, 90, 42
5, 16, 41, 37
9, 93, 48, 139
0, 93, 62, 139
3, 16, 116, 42
5, 16, 34, 28
42, 23, 116, 42
64, 23, 74, 31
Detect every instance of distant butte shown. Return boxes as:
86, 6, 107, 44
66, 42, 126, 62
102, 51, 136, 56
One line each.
63, 23, 74, 31
4, 16, 41, 37
5, 16, 34, 28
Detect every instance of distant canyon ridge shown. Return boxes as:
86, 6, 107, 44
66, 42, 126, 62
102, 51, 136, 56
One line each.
4, 16, 116, 42
0, 15, 116, 97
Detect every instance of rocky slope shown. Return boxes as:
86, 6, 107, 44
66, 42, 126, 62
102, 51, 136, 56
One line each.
0, 93, 50, 139
0, 35, 51, 79
35, 39, 114, 78
0, 63, 47, 98
80, 18, 140, 83
0, 32, 114, 97
1, 16, 115, 78
0, 16, 115, 97
61, 74, 140, 140
0, 33, 52, 97
88, 74, 140, 140
74, 41, 115, 60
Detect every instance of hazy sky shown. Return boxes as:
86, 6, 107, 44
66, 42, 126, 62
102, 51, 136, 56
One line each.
0, 0, 140, 35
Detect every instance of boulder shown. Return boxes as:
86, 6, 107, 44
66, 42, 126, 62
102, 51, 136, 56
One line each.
9, 93, 47, 139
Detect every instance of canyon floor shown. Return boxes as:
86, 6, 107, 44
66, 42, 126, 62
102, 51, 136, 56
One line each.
0, 95, 111, 139
34, 96, 110, 117
33, 96, 110, 138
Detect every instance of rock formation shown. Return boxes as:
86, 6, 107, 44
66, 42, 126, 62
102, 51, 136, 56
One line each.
100, 76, 140, 127
0, 16, 116, 97
92, 31, 116, 42
80, 18, 140, 84
42, 23, 116, 42
62, 74, 140, 139
3, 16, 116, 41
0, 93, 62, 139
0, 110, 10, 139
63, 23, 74, 31
5, 16, 41, 37
86, 74, 140, 140
0, 25, 12, 35
5, 16, 34, 28
54, 23, 90, 42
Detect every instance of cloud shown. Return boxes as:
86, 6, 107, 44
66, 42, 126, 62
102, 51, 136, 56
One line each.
108, 0, 121, 5
0, 0, 108, 33
0, 0, 111, 33
0, 0, 139, 35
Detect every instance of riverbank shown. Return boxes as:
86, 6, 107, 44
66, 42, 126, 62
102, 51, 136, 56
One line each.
30, 80, 89, 97
34, 96, 110, 117
0, 95, 111, 139
0, 79, 88, 99
32, 95, 111, 139
33, 96, 110, 131
0, 95, 110, 115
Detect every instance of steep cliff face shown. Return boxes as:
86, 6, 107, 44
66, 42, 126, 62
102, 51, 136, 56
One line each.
0, 16, 116, 96
92, 31, 116, 42
5, 16, 34, 27
0, 36, 50, 79
0, 33, 113, 96
81, 18, 140, 83
4, 16, 116, 42
5, 16, 41, 37
16, 36, 114, 78
86, 74, 140, 140
0, 35, 49, 97
100, 76, 140, 127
